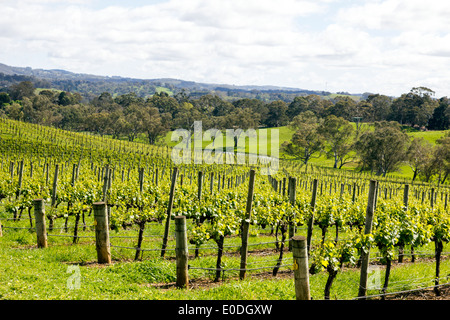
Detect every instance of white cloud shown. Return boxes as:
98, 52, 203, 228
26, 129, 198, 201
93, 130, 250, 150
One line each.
1, 0, 450, 97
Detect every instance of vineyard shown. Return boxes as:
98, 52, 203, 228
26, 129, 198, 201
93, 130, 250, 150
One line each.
0, 117, 449, 300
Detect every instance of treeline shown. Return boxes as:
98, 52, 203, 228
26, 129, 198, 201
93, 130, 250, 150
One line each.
0, 72, 329, 103
1, 82, 449, 139
0, 81, 449, 183
283, 113, 450, 183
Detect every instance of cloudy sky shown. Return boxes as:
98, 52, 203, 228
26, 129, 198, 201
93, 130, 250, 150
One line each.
2, 0, 450, 97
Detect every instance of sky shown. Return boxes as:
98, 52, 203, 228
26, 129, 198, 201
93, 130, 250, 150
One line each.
2, 0, 450, 97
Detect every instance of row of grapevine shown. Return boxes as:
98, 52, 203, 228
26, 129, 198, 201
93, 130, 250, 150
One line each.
1, 117, 449, 299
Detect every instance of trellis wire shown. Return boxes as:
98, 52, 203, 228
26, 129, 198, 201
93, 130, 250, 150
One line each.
353, 282, 450, 300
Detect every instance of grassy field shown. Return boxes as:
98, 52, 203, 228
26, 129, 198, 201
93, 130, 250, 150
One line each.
1, 208, 448, 300
163, 124, 448, 181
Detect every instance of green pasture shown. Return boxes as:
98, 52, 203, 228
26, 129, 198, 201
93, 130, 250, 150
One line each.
0, 207, 448, 300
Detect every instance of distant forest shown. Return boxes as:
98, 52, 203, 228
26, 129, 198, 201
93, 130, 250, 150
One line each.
0, 71, 331, 104
1, 77, 448, 135
0, 76, 449, 182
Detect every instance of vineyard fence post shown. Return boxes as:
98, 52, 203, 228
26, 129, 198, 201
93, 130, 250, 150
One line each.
16, 160, 24, 199
34, 199, 48, 248
239, 169, 256, 280
403, 184, 409, 210
289, 177, 297, 251
307, 179, 318, 255
292, 236, 310, 300
161, 167, 178, 258
197, 171, 203, 201
357, 180, 377, 300
175, 216, 189, 289
93, 202, 111, 264
51, 164, 59, 207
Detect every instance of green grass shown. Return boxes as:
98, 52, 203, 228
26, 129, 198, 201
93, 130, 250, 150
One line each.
325, 93, 362, 102
408, 130, 446, 144
165, 126, 295, 158
162, 124, 449, 181
155, 86, 173, 96
1, 209, 448, 300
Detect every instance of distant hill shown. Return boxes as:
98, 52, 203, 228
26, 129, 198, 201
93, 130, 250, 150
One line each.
0, 62, 364, 102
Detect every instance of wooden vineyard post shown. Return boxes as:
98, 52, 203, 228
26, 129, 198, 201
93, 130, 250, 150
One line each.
288, 177, 297, 251
403, 184, 416, 262
71, 163, 77, 186
307, 179, 318, 255
33, 199, 48, 248
292, 236, 310, 300
445, 193, 448, 210
239, 169, 256, 280
161, 167, 179, 258
430, 188, 435, 209
403, 184, 409, 211
93, 202, 111, 264
352, 183, 357, 202
10, 161, 14, 182
357, 180, 377, 300
49, 164, 59, 232
209, 172, 214, 193
197, 171, 203, 201
139, 167, 144, 193
102, 165, 109, 201
51, 164, 59, 207
175, 216, 189, 289
16, 160, 24, 199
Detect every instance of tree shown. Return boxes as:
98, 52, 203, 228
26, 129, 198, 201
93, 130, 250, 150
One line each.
123, 103, 145, 142
147, 92, 180, 116
84, 112, 110, 136
57, 104, 90, 131
287, 96, 309, 118
8, 81, 35, 100
107, 110, 129, 140
406, 137, 434, 181
57, 91, 81, 106
366, 94, 392, 122
325, 96, 357, 121
282, 111, 324, 167
306, 94, 331, 118
389, 87, 438, 127
355, 121, 409, 176
141, 107, 170, 145
223, 107, 261, 148
91, 92, 117, 112
211, 98, 235, 117
318, 115, 355, 169
4, 102, 23, 121
233, 98, 267, 125
265, 100, 289, 127
114, 92, 144, 108
428, 97, 450, 130
30, 95, 61, 126
0, 92, 11, 105
193, 94, 224, 116
433, 133, 450, 184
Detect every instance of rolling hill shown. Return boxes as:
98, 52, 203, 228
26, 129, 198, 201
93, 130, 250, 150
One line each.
0, 62, 363, 102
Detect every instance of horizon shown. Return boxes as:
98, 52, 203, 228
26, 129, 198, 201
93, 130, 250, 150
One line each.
2, 1, 450, 98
